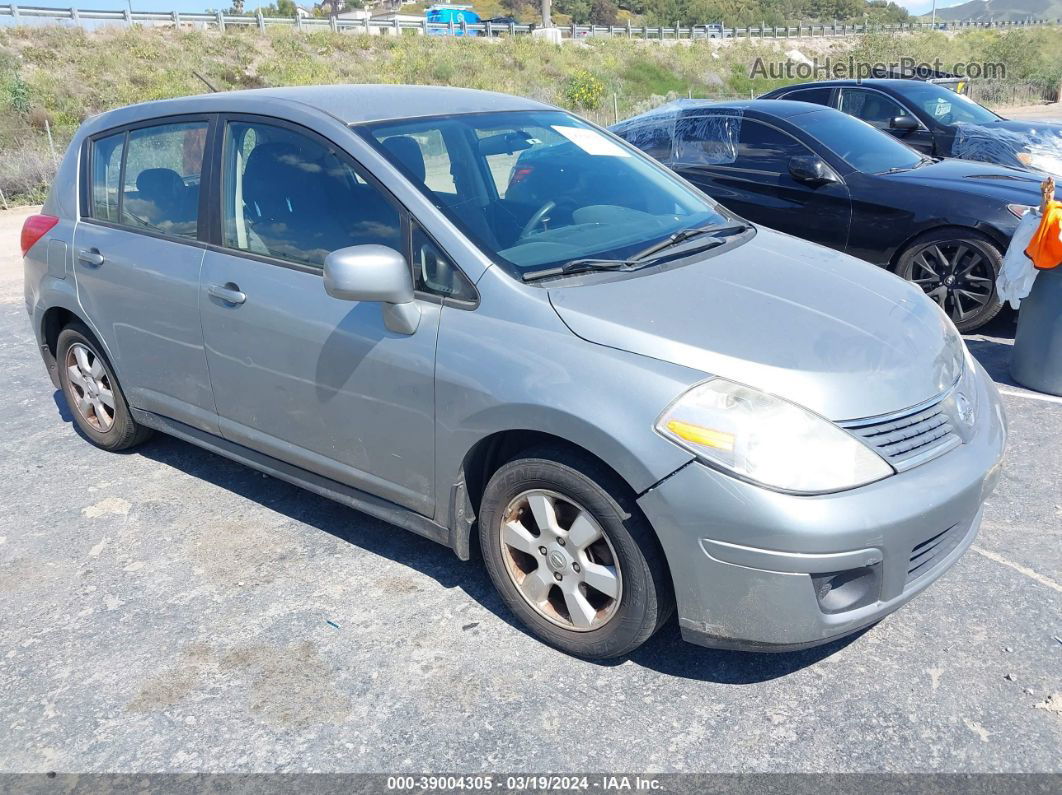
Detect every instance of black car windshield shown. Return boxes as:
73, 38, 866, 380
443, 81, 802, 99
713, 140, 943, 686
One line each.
798, 109, 924, 174
897, 82, 1000, 125
359, 111, 728, 277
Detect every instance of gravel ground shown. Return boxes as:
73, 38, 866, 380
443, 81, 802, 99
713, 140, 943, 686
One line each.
0, 206, 1059, 774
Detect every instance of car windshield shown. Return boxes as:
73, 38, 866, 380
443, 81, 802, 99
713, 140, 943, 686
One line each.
798, 109, 924, 174
898, 82, 1000, 125
359, 110, 728, 277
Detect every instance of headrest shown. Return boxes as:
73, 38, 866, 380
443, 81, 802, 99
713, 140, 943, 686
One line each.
136, 168, 185, 198
382, 136, 426, 183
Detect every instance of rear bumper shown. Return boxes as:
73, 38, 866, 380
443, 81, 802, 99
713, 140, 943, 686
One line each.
637, 362, 1006, 652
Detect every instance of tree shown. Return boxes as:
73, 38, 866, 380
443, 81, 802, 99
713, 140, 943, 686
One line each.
589, 0, 619, 23
260, 0, 298, 17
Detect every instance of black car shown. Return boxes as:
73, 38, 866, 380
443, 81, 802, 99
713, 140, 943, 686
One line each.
610, 99, 1043, 331
759, 79, 1062, 178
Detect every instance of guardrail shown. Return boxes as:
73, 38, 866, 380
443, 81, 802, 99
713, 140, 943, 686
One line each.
0, 4, 1058, 40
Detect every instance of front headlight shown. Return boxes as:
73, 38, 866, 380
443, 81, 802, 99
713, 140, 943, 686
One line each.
656, 379, 894, 494
1017, 151, 1062, 177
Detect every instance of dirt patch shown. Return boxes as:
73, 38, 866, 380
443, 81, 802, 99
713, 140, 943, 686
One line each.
129, 639, 352, 729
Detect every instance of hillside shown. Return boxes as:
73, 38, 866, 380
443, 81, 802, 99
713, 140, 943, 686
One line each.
934, 0, 1062, 20
1, 23, 1059, 204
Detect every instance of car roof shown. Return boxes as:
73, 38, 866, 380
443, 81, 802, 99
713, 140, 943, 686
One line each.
87, 84, 552, 129
769, 79, 920, 92
614, 98, 830, 124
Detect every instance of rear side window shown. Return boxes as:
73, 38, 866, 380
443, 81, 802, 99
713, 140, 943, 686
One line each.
120, 122, 207, 239
91, 133, 124, 222
783, 87, 833, 106
221, 120, 402, 269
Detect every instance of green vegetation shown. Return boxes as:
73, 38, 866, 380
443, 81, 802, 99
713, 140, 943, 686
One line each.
0, 24, 1059, 205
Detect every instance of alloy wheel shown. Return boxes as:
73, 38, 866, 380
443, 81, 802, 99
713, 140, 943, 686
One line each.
908, 241, 995, 325
65, 342, 115, 432
499, 489, 622, 631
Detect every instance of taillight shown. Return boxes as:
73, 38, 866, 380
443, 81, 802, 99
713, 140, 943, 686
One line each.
20, 214, 59, 257
509, 166, 534, 186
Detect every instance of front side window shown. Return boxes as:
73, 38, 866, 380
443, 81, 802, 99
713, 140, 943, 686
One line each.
222, 120, 402, 268
798, 109, 923, 174
361, 111, 728, 277
733, 119, 811, 172
90, 132, 124, 222
838, 88, 913, 130
121, 121, 207, 239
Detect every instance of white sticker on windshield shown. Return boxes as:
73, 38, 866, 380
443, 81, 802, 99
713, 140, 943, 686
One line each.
551, 125, 631, 157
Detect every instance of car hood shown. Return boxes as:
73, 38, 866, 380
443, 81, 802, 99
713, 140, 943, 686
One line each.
883, 158, 1043, 204
548, 228, 964, 421
952, 120, 1062, 173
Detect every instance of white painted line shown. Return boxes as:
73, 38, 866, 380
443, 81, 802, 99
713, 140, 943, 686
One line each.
971, 545, 1062, 593
997, 387, 1062, 406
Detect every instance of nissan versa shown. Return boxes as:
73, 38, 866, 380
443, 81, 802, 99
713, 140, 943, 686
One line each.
22, 86, 1006, 659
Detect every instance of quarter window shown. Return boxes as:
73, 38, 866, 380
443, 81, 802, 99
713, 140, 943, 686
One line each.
221, 121, 402, 268
838, 89, 913, 130
90, 132, 124, 222
412, 225, 475, 302
783, 87, 833, 106
120, 121, 207, 239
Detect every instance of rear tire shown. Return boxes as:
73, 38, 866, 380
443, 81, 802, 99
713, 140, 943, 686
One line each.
56, 322, 152, 452
478, 445, 674, 659
894, 228, 1003, 333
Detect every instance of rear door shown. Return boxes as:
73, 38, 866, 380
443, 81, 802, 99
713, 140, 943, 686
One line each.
672, 113, 851, 251
73, 117, 219, 433
837, 87, 936, 154
198, 116, 441, 516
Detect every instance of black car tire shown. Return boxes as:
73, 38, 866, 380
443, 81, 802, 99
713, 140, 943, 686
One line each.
56, 322, 152, 452
894, 228, 1004, 333
478, 445, 674, 659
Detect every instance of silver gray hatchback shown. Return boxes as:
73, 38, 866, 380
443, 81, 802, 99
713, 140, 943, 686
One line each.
23, 85, 1006, 658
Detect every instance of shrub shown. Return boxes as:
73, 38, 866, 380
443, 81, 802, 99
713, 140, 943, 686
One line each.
564, 69, 605, 110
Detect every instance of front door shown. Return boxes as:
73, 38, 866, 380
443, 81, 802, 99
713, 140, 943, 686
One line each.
198, 118, 440, 516
673, 114, 851, 251
73, 119, 218, 433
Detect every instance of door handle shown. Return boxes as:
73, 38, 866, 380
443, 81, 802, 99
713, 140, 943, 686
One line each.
208, 283, 246, 305
78, 249, 105, 267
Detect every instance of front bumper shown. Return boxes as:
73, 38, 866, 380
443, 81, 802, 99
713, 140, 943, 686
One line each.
637, 363, 1007, 652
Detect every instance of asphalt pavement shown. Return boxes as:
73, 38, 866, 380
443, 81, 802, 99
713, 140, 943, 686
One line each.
0, 206, 1059, 774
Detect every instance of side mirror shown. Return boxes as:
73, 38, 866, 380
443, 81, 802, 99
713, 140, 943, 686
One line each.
788, 155, 838, 185
323, 245, 420, 335
889, 115, 919, 131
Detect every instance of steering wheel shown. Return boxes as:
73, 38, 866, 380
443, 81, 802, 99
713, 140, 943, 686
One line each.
519, 200, 557, 240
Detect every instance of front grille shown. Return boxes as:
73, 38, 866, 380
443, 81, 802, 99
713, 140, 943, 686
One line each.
907, 522, 965, 584
840, 394, 960, 472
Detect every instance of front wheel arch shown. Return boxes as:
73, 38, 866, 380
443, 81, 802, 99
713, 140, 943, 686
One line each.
890, 225, 1005, 333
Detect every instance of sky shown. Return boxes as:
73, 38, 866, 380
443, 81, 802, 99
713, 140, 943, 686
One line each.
1, 0, 973, 19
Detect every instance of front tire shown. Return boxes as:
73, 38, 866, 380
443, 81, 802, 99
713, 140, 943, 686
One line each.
56, 322, 152, 452
894, 228, 1003, 333
478, 445, 674, 659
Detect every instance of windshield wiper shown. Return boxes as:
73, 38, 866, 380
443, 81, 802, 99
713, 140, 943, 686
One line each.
629, 222, 750, 262
522, 258, 632, 282
521, 222, 750, 282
